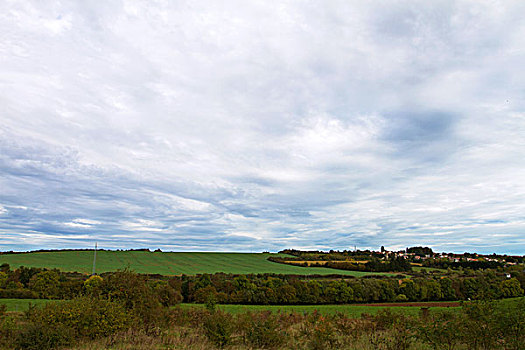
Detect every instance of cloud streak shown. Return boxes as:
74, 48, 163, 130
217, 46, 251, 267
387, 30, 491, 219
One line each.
1, 1, 524, 254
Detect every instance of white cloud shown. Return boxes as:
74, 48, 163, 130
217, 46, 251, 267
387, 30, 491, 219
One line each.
0, 1, 524, 254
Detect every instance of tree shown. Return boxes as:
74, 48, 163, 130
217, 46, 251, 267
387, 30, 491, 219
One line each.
83, 275, 103, 296
0, 271, 7, 289
0, 263, 9, 273
439, 277, 456, 300
28, 270, 60, 298
399, 279, 417, 301
500, 278, 524, 298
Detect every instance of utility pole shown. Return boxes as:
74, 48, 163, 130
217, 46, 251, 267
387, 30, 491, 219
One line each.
92, 242, 97, 275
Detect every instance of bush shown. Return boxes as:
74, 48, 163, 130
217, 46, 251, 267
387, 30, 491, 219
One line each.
238, 311, 285, 349
28, 270, 60, 299
100, 269, 163, 328
27, 297, 133, 340
15, 322, 73, 350
301, 312, 339, 350
0, 315, 19, 348
202, 310, 233, 348
0, 288, 38, 299
494, 298, 525, 350
460, 300, 499, 350
154, 281, 183, 307
416, 310, 461, 350
83, 275, 103, 296
395, 294, 408, 302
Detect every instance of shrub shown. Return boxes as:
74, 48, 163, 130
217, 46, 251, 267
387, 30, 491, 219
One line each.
301, 312, 339, 350
154, 281, 182, 307
494, 298, 525, 350
0, 315, 19, 348
0, 288, 38, 299
238, 311, 285, 349
28, 270, 60, 299
100, 269, 163, 328
83, 275, 103, 296
0, 271, 7, 288
27, 297, 133, 340
460, 300, 499, 350
15, 322, 73, 350
202, 310, 233, 348
194, 285, 218, 304
395, 294, 408, 302
416, 310, 461, 350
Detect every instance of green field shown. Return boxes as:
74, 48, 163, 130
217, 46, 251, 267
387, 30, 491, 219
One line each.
412, 266, 448, 273
0, 299, 53, 312
179, 303, 460, 317
0, 299, 456, 316
0, 251, 395, 276
3, 298, 521, 315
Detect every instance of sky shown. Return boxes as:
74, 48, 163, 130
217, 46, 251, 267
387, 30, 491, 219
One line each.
1, 1, 525, 255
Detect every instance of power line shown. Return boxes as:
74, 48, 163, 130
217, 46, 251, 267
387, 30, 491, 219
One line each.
92, 242, 97, 275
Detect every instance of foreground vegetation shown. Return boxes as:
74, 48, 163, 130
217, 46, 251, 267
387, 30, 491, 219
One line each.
0, 250, 390, 276
1, 291, 523, 349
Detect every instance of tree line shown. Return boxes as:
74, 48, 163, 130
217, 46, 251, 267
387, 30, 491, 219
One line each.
269, 256, 412, 272
1, 262, 524, 305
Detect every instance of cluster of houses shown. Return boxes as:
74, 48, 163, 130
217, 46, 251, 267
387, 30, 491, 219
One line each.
378, 248, 519, 265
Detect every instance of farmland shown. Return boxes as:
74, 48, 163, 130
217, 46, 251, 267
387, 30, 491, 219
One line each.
179, 301, 462, 317
0, 298, 53, 312
0, 250, 395, 276
0, 256, 523, 350
0, 298, 460, 316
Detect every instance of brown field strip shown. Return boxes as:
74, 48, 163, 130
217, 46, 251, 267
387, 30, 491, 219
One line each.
285, 260, 369, 266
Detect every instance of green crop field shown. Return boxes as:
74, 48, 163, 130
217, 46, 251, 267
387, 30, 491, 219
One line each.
0, 251, 395, 276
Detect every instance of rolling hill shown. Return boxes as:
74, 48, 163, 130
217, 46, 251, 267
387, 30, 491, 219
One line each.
0, 250, 393, 276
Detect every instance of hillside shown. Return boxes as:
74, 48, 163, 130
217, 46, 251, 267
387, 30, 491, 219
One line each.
0, 250, 393, 276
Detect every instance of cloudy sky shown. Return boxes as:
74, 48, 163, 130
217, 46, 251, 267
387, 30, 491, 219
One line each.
1, 1, 524, 254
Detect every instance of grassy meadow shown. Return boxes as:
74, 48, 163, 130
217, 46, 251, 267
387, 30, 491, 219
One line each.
0, 298, 54, 312
179, 302, 461, 317
0, 251, 395, 276
4, 297, 521, 315
0, 298, 459, 316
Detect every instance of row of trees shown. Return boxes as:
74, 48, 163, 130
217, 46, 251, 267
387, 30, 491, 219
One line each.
1, 262, 524, 305
422, 259, 504, 270
180, 271, 523, 305
268, 256, 412, 272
